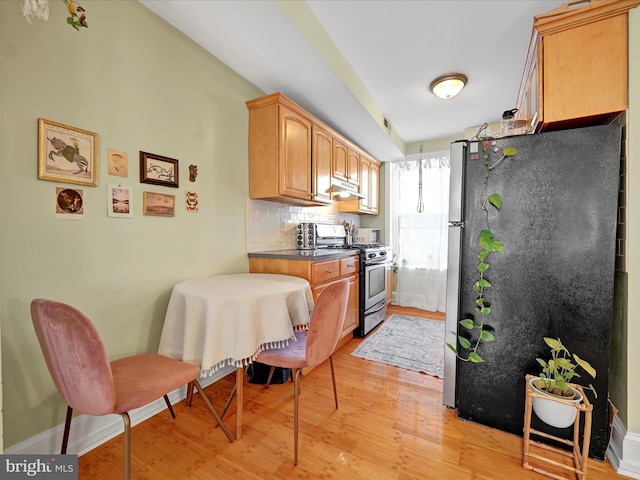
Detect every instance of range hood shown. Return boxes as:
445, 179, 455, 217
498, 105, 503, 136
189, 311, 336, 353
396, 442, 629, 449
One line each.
331, 178, 365, 200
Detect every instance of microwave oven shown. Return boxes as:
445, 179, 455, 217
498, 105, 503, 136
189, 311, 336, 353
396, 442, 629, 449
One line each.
353, 228, 381, 245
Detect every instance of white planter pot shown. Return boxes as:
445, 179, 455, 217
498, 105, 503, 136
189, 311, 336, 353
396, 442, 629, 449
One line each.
529, 377, 583, 429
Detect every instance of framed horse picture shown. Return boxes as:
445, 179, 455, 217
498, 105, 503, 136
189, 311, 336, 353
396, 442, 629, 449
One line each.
38, 118, 98, 186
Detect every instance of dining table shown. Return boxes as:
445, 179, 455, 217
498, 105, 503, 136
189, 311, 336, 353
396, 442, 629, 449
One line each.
158, 273, 314, 439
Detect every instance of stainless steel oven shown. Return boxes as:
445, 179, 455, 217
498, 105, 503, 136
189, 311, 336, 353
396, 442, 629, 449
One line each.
356, 245, 392, 336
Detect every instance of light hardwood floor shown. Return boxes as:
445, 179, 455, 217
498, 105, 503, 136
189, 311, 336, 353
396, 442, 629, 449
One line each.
79, 307, 624, 479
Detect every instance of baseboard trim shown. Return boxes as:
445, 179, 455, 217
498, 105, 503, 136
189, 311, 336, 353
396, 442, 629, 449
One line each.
4, 366, 235, 455
607, 414, 640, 479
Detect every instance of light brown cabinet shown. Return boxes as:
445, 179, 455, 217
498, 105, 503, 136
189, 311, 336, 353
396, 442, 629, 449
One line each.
338, 154, 380, 215
312, 125, 334, 204
247, 92, 380, 214
516, 0, 639, 133
332, 137, 360, 187
247, 93, 331, 206
248, 254, 360, 341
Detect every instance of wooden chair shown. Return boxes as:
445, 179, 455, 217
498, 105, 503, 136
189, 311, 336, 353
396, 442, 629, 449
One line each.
30, 298, 233, 480
256, 279, 349, 465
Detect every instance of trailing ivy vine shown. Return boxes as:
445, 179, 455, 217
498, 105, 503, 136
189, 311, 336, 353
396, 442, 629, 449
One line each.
447, 126, 517, 363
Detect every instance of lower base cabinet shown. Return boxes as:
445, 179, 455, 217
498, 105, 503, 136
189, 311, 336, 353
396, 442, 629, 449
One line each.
248, 255, 359, 341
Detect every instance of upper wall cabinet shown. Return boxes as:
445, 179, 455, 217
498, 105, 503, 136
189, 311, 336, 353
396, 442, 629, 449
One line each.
312, 125, 333, 205
332, 137, 360, 187
516, 0, 640, 133
247, 93, 331, 206
247, 92, 380, 213
337, 154, 380, 215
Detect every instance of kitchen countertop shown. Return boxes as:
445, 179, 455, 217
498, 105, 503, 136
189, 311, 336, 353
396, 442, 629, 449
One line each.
248, 248, 359, 261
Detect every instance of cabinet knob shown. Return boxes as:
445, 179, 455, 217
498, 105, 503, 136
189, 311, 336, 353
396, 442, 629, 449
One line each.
327, 268, 333, 273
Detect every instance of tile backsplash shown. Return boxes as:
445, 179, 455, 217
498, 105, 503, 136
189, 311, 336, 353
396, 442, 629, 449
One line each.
247, 199, 360, 252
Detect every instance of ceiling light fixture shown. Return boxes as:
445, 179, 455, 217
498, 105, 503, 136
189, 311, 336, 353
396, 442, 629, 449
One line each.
429, 73, 468, 99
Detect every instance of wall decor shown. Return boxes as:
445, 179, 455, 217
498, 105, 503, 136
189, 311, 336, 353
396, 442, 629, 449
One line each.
55, 187, 84, 218
39, 118, 98, 186
186, 190, 199, 212
143, 191, 175, 217
188, 164, 198, 182
140, 151, 179, 188
107, 148, 128, 177
107, 184, 133, 218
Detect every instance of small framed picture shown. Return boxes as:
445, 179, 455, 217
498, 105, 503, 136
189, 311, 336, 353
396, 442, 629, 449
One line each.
143, 191, 175, 217
107, 184, 134, 218
39, 118, 98, 186
140, 151, 179, 188
55, 187, 84, 219
107, 148, 128, 177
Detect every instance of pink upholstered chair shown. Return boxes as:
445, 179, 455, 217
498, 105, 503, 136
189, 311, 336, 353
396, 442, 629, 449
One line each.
256, 279, 349, 466
30, 298, 233, 480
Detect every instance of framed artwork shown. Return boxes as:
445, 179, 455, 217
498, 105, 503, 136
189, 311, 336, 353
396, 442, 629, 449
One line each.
107, 148, 128, 177
108, 184, 134, 218
186, 190, 199, 212
140, 151, 179, 188
55, 187, 84, 219
143, 191, 175, 217
39, 118, 98, 186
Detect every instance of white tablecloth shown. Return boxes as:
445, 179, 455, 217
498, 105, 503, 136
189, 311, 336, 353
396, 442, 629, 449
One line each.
158, 273, 314, 377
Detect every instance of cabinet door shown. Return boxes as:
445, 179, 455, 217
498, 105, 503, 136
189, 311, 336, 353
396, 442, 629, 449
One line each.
343, 274, 359, 335
347, 148, 360, 186
312, 274, 359, 337
332, 138, 349, 182
368, 161, 379, 214
312, 126, 333, 204
543, 14, 627, 125
358, 156, 371, 211
280, 105, 312, 200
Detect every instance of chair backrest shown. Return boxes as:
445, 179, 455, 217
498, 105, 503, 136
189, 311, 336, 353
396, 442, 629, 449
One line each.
31, 299, 116, 416
305, 279, 349, 367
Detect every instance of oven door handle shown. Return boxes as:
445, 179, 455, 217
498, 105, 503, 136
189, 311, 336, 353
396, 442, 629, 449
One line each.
366, 299, 387, 315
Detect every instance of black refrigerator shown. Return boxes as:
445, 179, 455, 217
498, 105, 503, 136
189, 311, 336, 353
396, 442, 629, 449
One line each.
443, 124, 621, 460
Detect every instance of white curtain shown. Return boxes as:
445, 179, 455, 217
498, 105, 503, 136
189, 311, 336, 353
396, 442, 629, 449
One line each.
391, 150, 450, 312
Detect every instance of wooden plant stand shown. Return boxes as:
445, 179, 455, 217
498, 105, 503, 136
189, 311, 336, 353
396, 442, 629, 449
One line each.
523, 374, 593, 480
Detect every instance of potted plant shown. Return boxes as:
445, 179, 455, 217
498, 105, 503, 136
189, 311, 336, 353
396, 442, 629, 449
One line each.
529, 337, 597, 428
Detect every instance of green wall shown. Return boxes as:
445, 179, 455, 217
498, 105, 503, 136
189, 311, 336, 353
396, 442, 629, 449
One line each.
0, 0, 262, 447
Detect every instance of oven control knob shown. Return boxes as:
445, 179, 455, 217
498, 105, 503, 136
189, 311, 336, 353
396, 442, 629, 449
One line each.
368, 253, 375, 259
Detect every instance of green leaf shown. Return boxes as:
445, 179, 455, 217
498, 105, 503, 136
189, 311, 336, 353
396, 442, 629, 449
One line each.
478, 278, 491, 288
479, 330, 495, 342
477, 262, 489, 273
446, 343, 458, 355
478, 229, 505, 254
536, 358, 547, 368
458, 336, 471, 349
574, 354, 596, 378
459, 319, 475, 329
479, 307, 491, 316
503, 147, 518, 157
478, 250, 489, 262
556, 358, 575, 370
469, 352, 485, 363
543, 337, 562, 350
476, 298, 484, 306
488, 193, 502, 210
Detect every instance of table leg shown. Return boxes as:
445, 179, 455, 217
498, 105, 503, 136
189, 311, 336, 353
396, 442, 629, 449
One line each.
235, 367, 243, 439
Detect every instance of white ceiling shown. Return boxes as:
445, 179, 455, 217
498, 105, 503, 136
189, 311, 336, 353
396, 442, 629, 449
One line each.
139, 0, 567, 162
